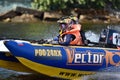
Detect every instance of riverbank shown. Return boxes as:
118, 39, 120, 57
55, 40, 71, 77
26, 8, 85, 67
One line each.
0, 6, 120, 24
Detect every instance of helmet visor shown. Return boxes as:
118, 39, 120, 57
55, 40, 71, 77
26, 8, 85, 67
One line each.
60, 23, 67, 31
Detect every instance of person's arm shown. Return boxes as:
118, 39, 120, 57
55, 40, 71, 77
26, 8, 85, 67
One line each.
59, 34, 73, 46
53, 35, 59, 41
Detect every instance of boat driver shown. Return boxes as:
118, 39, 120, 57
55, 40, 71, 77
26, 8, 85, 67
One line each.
56, 16, 84, 46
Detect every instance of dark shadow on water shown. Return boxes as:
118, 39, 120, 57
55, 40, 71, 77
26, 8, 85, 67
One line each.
3, 74, 67, 80
0, 68, 67, 80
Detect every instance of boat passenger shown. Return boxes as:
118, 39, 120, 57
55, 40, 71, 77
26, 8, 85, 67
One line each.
57, 16, 84, 46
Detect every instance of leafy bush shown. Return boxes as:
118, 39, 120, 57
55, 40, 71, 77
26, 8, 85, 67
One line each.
31, 0, 120, 11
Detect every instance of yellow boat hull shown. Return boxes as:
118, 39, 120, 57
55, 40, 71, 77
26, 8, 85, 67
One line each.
0, 52, 35, 73
16, 57, 95, 79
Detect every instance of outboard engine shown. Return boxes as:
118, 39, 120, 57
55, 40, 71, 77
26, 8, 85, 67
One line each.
99, 27, 120, 48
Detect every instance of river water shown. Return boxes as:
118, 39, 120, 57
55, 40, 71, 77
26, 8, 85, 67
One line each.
0, 22, 120, 80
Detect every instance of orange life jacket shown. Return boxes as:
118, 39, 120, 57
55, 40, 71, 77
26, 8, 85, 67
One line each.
61, 24, 84, 45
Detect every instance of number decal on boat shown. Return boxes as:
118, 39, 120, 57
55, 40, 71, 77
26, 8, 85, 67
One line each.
34, 49, 62, 60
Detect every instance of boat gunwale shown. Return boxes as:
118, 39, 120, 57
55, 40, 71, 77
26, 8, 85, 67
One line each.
31, 43, 119, 51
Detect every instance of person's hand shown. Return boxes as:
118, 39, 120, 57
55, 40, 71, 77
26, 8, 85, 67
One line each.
59, 37, 63, 42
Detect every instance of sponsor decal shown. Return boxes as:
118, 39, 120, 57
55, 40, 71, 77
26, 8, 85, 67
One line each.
64, 48, 120, 66
34, 49, 62, 60
16, 42, 24, 46
59, 71, 91, 77
105, 50, 120, 66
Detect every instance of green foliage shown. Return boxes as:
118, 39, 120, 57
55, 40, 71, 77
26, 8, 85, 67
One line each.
31, 0, 120, 11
